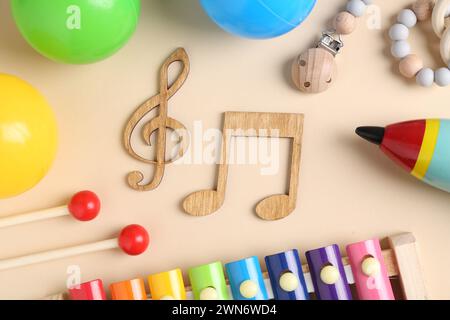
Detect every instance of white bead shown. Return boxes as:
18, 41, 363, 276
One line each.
199, 287, 218, 300
320, 265, 340, 285
389, 23, 409, 40
416, 68, 434, 87
346, 0, 367, 17
361, 257, 381, 277
279, 272, 299, 292
391, 40, 411, 58
434, 67, 450, 86
239, 280, 258, 299
398, 9, 417, 28
362, 0, 373, 4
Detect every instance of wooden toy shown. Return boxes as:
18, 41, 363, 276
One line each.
123, 48, 190, 192
148, 269, 186, 300
356, 119, 450, 193
44, 233, 427, 300
0, 191, 100, 229
346, 239, 395, 300
265, 250, 309, 300
12, 0, 140, 64
199, 0, 316, 39
183, 112, 304, 221
110, 278, 147, 300
225, 256, 269, 300
0, 73, 58, 199
306, 245, 352, 300
188, 262, 229, 300
389, 0, 450, 87
292, 47, 338, 94
432, 0, 450, 31
0, 224, 149, 271
432, 0, 450, 63
291, 0, 373, 94
69, 279, 106, 301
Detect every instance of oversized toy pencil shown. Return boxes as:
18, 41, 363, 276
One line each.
356, 119, 450, 193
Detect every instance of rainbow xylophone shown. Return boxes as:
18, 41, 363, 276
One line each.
44, 233, 427, 301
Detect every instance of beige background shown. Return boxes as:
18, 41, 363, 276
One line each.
0, 0, 449, 299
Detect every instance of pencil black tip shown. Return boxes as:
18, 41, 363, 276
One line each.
355, 126, 385, 145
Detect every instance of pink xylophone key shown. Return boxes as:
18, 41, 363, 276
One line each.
346, 238, 394, 300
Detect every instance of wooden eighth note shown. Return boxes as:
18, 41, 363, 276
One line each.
183, 112, 304, 221
123, 48, 190, 191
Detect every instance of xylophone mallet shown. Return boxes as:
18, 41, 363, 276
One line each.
0, 190, 101, 229
0, 224, 149, 271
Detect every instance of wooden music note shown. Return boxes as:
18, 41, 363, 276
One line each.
123, 48, 190, 191
183, 112, 304, 221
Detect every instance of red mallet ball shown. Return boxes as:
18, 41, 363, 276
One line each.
68, 191, 101, 221
118, 224, 150, 256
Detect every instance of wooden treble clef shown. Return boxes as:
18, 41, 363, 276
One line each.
123, 48, 190, 191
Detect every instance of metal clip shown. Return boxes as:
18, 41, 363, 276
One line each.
316, 31, 344, 57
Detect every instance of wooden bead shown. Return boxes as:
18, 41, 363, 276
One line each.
333, 11, 357, 35
399, 54, 424, 78
292, 48, 337, 94
413, 0, 434, 21
441, 26, 450, 64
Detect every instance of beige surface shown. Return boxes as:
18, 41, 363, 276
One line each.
0, 0, 449, 299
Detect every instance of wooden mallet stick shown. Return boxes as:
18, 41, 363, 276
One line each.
0, 224, 149, 271
0, 191, 100, 229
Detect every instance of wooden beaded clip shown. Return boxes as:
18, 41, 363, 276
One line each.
292, 0, 450, 92
291, 0, 373, 94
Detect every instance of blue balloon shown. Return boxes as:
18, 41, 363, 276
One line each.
199, 0, 317, 39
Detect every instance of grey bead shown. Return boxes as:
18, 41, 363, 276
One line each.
389, 23, 409, 41
397, 9, 417, 28
346, 0, 366, 17
391, 40, 411, 58
416, 68, 434, 87
435, 67, 450, 87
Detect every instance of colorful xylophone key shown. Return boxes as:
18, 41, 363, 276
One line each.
148, 268, 186, 300
225, 256, 268, 300
69, 279, 106, 300
49, 233, 425, 301
188, 262, 229, 300
305, 244, 352, 300
265, 249, 309, 300
346, 238, 394, 300
110, 278, 147, 300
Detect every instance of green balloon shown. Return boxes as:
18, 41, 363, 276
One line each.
12, 0, 141, 64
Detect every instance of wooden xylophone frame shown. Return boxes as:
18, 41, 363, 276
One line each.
43, 233, 427, 300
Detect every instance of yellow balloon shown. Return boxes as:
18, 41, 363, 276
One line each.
0, 74, 58, 198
